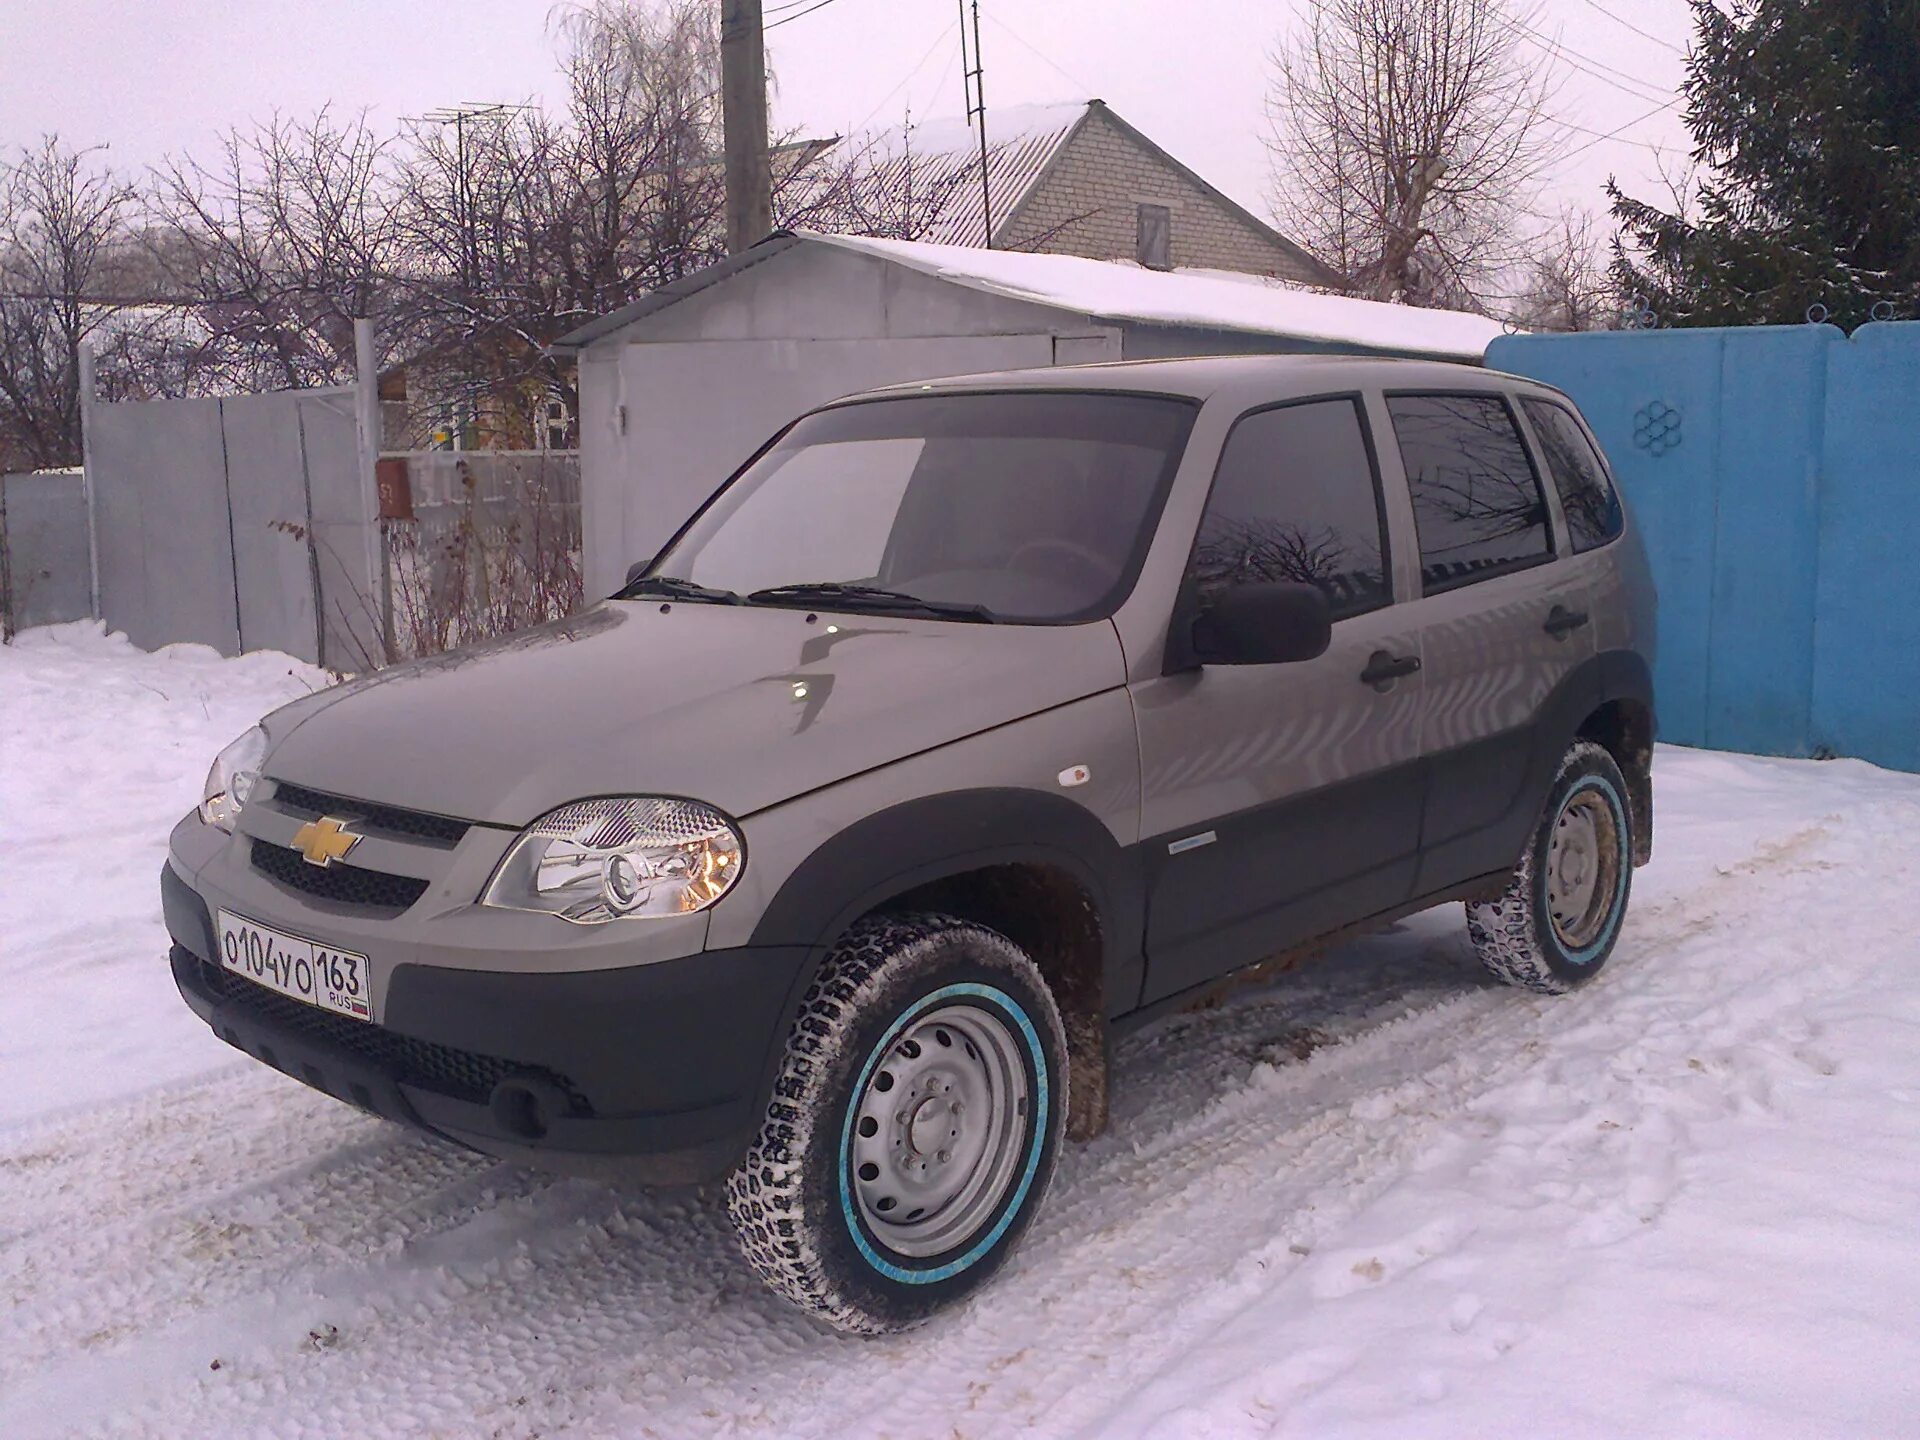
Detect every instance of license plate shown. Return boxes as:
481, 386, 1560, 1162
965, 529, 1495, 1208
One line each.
216, 910, 373, 1022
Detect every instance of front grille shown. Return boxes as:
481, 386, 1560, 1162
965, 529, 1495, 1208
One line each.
251, 837, 430, 914
267, 780, 470, 848
198, 958, 592, 1114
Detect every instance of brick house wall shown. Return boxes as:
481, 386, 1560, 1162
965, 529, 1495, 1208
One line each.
995, 104, 1336, 286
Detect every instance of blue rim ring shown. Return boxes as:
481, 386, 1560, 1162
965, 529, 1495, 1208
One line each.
1550, 774, 1631, 966
837, 982, 1050, 1285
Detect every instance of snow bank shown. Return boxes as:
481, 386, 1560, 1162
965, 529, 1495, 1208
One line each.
3, 630, 1918, 1438
0, 622, 331, 1127
808, 232, 1511, 360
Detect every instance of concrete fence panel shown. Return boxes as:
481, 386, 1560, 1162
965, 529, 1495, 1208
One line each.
87, 395, 239, 655
294, 389, 379, 668
83, 384, 372, 668
0, 470, 91, 634
1815, 321, 1920, 771
220, 391, 326, 662
1489, 320, 1920, 773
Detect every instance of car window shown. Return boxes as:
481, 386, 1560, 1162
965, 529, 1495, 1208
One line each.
1188, 397, 1389, 622
1521, 397, 1624, 553
653, 392, 1198, 623
671, 438, 922, 591
1387, 393, 1553, 594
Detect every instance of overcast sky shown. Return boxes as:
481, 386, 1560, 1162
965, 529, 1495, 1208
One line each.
1, 0, 1695, 237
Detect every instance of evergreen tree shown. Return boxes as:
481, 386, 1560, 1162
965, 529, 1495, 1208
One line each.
1610, 0, 1920, 329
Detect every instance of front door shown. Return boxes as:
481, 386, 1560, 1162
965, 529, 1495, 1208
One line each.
1133, 396, 1427, 1004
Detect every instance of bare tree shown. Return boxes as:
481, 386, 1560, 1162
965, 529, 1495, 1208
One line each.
0, 137, 142, 470
382, 0, 728, 442
147, 108, 399, 392
1266, 0, 1562, 308
1509, 207, 1616, 331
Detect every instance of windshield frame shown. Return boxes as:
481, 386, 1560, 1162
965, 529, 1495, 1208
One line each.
635, 386, 1203, 626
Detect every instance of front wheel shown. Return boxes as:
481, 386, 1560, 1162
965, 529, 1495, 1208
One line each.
725, 914, 1068, 1334
1467, 740, 1634, 994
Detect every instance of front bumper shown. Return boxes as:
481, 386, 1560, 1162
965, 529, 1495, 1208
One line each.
163, 861, 808, 1184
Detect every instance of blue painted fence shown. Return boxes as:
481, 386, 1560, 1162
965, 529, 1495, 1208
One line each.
1489, 321, 1920, 773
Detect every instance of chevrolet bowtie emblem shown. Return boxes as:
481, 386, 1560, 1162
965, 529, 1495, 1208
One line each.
291, 815, 363, 868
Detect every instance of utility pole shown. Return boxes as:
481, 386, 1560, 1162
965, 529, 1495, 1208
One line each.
959, 0, 992, 246
721, 0, 772, 254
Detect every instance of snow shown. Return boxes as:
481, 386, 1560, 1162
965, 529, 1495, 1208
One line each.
862, 98, 1088, 171
806, 232, 1512, 361
0, 623, 330, 1127
5, 624, 1920, 1438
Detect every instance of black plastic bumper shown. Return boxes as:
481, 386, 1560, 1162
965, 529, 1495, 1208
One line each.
163, 863, 808, 1185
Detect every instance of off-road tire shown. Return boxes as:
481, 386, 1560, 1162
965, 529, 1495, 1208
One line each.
725, 913, 1069, 1334
1467, 740, 1634, 994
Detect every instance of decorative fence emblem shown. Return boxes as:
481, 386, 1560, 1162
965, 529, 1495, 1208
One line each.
1633, 400, 1683, 457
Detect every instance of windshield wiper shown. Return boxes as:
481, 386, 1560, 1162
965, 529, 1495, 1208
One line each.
746, 581, 997, 623
616, 574, 743, 605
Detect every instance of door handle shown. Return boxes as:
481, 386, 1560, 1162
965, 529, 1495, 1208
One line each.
1544, 605, 1591, 639
1361, 650, 1421, 689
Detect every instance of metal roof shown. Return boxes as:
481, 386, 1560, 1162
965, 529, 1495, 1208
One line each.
843, 100, 1090, 249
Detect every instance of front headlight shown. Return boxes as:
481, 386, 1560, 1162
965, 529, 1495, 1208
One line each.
481, 797, 745, 924
200, 725, 268, 832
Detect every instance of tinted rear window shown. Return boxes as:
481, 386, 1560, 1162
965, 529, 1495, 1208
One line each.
1387, 393, 1553, 594
1522, 397, 1624, 553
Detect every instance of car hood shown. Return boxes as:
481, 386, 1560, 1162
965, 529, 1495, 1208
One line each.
261, 602, 1127, 826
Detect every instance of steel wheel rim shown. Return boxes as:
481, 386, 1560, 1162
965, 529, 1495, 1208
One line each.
848, 1003, 1031, 1259
1546, 786, 1623, 952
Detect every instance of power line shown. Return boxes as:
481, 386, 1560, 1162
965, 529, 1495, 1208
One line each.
1506, 15, 1677, 106
848, 22, 961, 135
1574, 0, 1685, 56
1556, 101, 1685, 155
765, 0, 843, 32
977, 12, 1098, 98
1521, 96, 1683, 184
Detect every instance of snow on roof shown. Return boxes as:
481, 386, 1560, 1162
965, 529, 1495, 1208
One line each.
806, 233, 1510, 360
824, 100, 1089, 248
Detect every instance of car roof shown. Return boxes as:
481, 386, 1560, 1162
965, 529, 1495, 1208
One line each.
845, 353, 1561, 409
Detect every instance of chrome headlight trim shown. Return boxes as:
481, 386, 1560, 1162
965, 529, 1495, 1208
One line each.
200, 725, 268, 833
481, 795, 746, 924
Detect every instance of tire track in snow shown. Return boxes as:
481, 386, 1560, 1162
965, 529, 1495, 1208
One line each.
0, 811, 1863, 1440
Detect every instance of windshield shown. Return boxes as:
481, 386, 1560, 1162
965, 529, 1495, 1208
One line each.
647, 391, 1198, 623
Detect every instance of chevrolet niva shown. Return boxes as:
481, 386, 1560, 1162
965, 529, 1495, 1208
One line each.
163, 354, 1655, 1333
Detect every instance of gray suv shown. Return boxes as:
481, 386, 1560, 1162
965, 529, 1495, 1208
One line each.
162, 355, 1655, 1333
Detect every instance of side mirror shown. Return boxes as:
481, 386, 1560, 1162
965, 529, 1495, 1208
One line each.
624, 561, 649, 589
1188, 582, 1332, 667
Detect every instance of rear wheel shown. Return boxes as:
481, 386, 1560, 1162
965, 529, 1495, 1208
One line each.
726, 914, 1067, 1334
1467, 740, 1633, 994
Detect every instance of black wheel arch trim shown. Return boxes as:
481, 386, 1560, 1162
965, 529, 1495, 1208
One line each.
744, 787, 1144, 1145
747, 787, 1143, 961
1531, 647, 1655, 859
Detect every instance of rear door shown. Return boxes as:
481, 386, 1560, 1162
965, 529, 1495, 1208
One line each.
1383, 390, 1596, 895
1133, 395, 1427, 1003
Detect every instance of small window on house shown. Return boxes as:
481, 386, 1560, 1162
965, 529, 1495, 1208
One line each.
1387, 393, 1552, 594
541, 397, 572, 451
1136, 203, 1172, 271
431, 402, 465, 452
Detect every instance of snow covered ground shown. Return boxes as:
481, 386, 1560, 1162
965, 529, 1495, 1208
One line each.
4, 621, 1919, 1439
